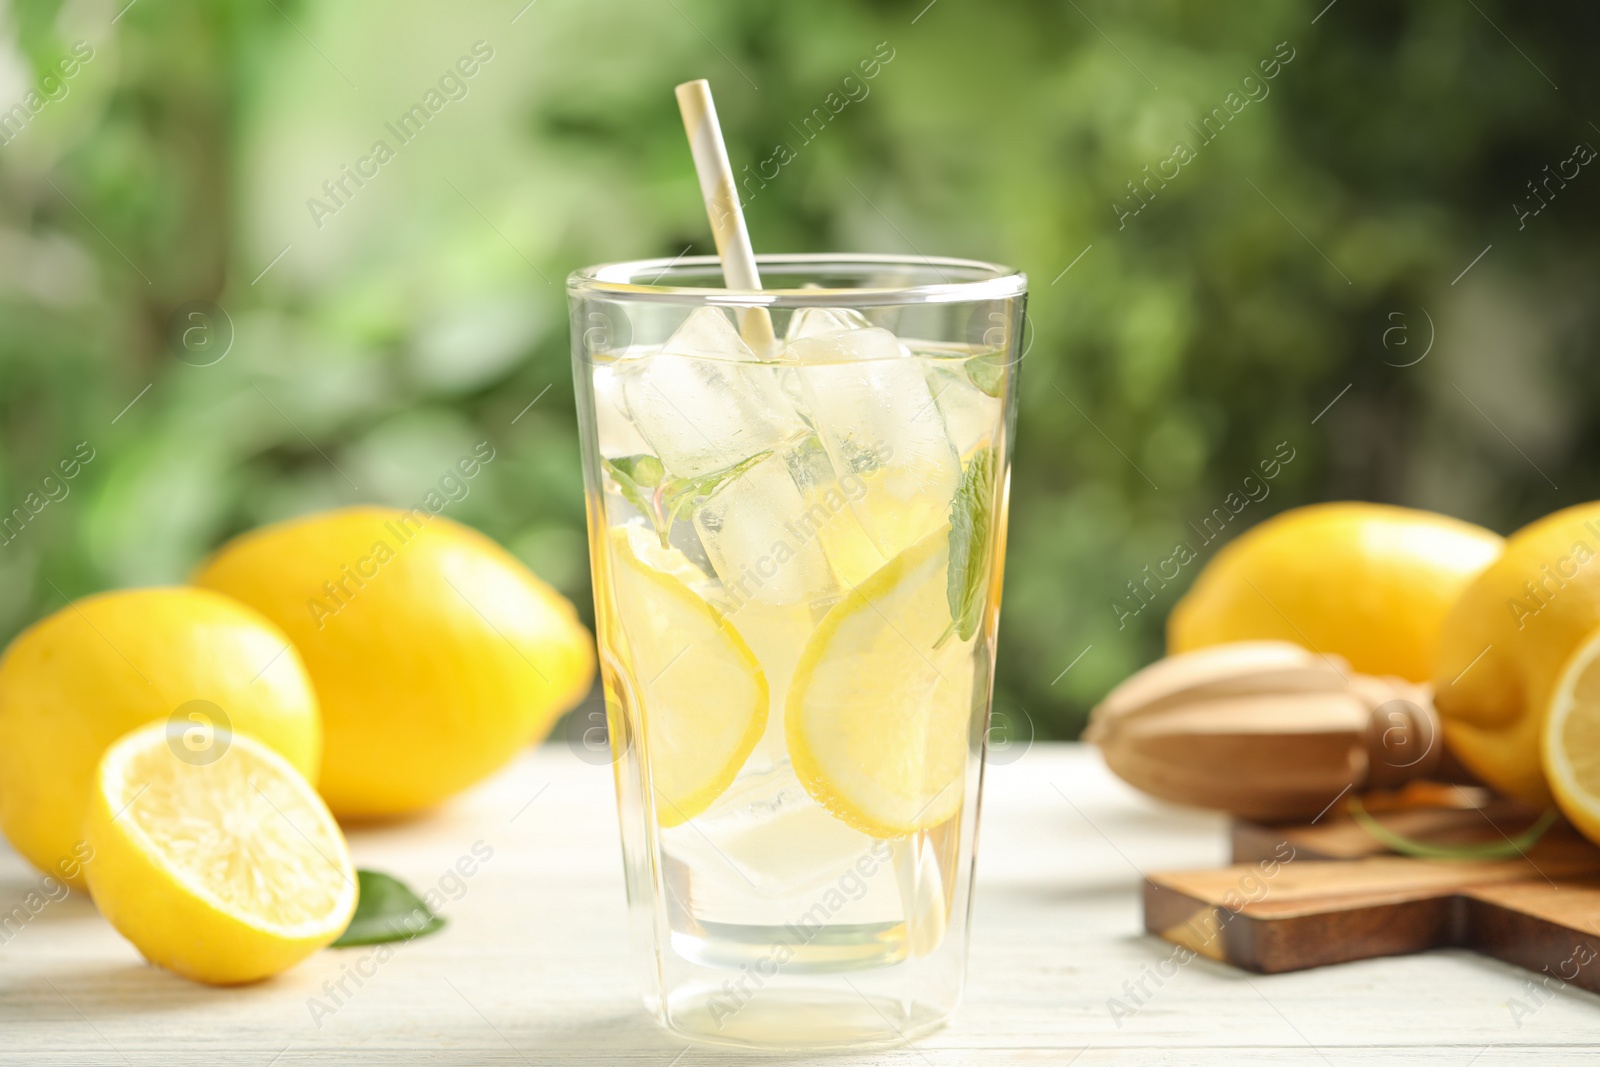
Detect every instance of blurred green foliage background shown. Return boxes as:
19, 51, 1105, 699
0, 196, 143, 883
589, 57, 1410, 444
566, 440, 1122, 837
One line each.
2, 0, 1597, 740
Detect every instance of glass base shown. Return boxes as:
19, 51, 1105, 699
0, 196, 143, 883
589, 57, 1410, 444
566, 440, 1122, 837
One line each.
672, 920, 907, 973
658, 983, 951, 1051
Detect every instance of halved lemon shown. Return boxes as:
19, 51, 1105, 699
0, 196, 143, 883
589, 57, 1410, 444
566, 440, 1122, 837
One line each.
1543, 625, 1600, 845
786, 528, 976, 838
83, 722, 357, 985
609, 529, 768, 826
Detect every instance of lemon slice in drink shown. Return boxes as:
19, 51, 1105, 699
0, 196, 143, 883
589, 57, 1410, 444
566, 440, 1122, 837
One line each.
610, 529, 768, 826
1543, 626, 1600, 845
786, 528, 976, 838
83, 721, 357, 985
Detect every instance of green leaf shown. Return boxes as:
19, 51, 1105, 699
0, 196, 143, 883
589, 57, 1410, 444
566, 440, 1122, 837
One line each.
964, 354, 1007, 398
332, 870, 447, 947
602, 454, 668, 543
941, 447, 996, 647
603, 451, 770, 548
602, 454, 664, 517
660, 449, 772, 526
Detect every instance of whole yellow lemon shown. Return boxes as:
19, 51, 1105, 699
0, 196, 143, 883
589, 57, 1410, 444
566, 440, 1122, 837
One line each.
1169, 502, 1502, 682
0, 587, 320, 886
193, 506, 595, 818
1435, 502, 1600, 805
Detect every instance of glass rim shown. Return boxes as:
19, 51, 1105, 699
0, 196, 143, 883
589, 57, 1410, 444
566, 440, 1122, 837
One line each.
567, 253, 1027, 307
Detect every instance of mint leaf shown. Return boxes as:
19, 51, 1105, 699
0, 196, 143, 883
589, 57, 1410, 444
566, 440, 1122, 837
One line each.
964, 354, 1007, 398
332, 870, 446, 947
602, 454, 664, 517
604, 451, 770, 547
603, 454, 668, 543
661, 450, 772, 526
941, 447, 996, 646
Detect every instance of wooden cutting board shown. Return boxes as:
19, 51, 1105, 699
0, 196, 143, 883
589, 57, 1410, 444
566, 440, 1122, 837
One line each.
1143, 796, 1600, 991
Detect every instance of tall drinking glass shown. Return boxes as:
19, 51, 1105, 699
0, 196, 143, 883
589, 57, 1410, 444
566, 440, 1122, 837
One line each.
568, 254, 1025, 1051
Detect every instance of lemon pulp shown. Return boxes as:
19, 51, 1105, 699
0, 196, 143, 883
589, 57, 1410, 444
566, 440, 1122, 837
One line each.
785, 528, 975, 838
85, 722, 356, 984
609, 530, 769, 825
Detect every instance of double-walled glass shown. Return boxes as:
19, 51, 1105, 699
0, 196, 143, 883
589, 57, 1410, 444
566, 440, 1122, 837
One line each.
568, 255, 1025, 1051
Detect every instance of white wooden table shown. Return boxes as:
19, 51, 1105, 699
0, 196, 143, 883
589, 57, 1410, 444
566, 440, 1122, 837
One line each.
1, 743, 1595, 1065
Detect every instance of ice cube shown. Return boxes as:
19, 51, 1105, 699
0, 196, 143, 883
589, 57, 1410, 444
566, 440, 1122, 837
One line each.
926, 362, 1005, 460
618, 307, 805, 479
783, 434, 889, 588
788, 323, 904, 362
681, 762, 885, 898
664, 303, 760, 362
591, 363, 651, 458
787, 326, 962, 563
692, 451, 841, 607
786, 306, 872, 341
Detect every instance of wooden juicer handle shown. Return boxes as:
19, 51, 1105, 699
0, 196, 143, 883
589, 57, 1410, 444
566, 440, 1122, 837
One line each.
1085, 641, 1474, 822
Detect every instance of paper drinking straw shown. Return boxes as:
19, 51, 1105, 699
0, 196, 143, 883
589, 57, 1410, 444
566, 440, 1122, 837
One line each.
674, 79, 778, 355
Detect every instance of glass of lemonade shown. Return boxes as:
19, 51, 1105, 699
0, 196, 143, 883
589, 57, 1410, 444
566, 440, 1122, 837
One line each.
568, 254, 1025, 1051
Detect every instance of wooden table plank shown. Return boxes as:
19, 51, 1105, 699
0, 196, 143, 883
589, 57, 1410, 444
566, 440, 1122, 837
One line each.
0, 743, 1596, 1064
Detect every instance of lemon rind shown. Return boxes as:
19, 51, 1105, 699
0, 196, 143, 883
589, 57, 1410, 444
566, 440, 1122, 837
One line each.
610, 530, 769, 828
95, 723, 356, 942
785, 528, 967, 839
1542, 626, 1600, 834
